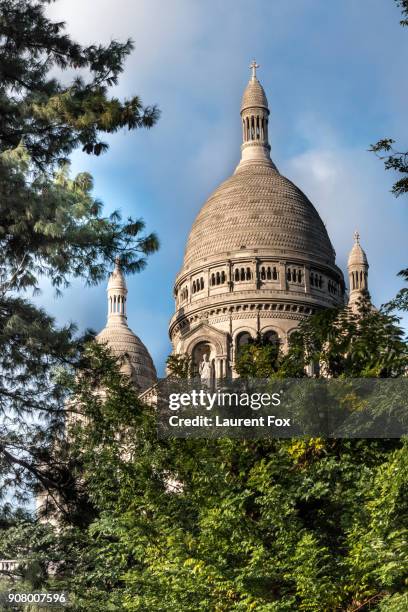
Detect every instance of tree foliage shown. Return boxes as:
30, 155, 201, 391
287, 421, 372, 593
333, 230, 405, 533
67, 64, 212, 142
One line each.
6, 305, 405, 611
0, 0, 159, 169
235, 333, 281, 379
0, 0, 159, 506
236, 300, 407, 380
166, 353, 194, 379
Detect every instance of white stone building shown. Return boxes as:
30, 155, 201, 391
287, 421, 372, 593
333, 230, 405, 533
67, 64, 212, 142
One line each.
97, 62, 371, 387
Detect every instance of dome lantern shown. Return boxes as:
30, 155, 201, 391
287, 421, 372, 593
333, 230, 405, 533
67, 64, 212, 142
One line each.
239, 60, 275, 168
107, 257, 128, 324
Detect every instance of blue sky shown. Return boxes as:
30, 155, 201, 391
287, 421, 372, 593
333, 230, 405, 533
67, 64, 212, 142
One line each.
40, 0, 408, 375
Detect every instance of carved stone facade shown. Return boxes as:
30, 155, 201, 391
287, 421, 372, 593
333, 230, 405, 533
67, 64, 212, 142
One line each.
169, 63, 346, 377
96, 63, 371, 388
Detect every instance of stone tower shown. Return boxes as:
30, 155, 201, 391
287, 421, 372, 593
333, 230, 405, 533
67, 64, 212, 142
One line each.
169, 62, 345, 379
97, 259, 157, 391
347, 231, 369, 311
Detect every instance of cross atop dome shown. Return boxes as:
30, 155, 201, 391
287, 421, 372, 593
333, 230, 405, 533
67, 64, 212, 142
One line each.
250, 59, 260, 79
354, 230, 360, 244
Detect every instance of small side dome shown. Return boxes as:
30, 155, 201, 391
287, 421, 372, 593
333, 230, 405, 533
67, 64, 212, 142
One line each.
348, 231, 368, 267
96, 325, 157, 392
97, 260, 157, 393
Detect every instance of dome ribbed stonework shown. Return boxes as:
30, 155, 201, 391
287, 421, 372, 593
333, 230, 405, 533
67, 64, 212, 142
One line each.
182, 162, 336, 270
169, 63, 345, 377
241, 77, 268, 112
96, 324, 157, 392
348, 241, 368, 267
97, 260, 157, 392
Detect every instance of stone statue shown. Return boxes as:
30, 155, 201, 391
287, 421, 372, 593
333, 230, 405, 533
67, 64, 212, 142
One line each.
199, 354, 212, 381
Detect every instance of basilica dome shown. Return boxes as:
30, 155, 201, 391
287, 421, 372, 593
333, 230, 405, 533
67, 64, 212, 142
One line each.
169, 62, 345, 378
97, 260, 157, 392
182, 161, 336, 272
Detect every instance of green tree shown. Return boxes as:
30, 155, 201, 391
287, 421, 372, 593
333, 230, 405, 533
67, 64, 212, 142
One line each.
235, 333, 281, 379
236, 301, 407, 380
0, 0, 159, 509
27, 306, 406, 611
166, 353, 194, 379
0, 0, 158, 168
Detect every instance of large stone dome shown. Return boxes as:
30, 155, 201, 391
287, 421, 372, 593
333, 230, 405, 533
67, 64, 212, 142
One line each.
182, 159, 336, 272
169, 63, 345, 379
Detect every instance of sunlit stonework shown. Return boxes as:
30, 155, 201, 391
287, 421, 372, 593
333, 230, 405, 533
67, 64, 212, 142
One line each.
96, 258, 157, 392
98, 62, 370, 388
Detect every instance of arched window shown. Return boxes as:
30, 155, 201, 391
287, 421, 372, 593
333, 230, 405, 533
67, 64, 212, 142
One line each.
236, 331, 252, 355
246, 267, 251, 280
260, 266, 266, 280
267, 266, 272, 280
240, 268, 245, 281
216, 272, 220, 285
235, 269, 240, 282
221, 271, 226, 283
211, 273, 215, 286
273, 267, 278, 280
251, 116, 255, 140
256, 116, 260, 139
264, 330, 280, 346
287, 268, 292, 282
200, 278, 204, 290
297, 270, 302, 283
